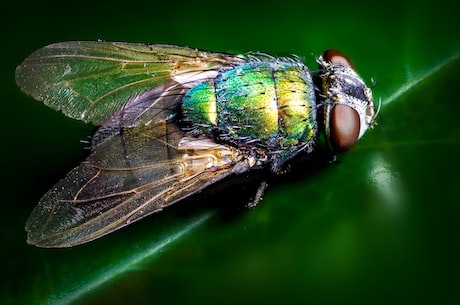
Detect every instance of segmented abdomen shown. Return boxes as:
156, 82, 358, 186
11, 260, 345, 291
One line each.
182, 60, 317, 150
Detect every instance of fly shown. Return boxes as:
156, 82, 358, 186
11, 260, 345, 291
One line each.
16, 42, 376, 247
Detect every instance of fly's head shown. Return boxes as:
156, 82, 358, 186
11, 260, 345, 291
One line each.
318, 49, 375, 152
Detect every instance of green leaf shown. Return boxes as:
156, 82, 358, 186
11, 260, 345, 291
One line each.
3, 0, 460, 304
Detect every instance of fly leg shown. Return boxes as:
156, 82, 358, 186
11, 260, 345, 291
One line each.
246, 180, 269, 208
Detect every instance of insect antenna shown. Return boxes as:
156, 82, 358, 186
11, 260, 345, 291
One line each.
370, 97, 383, 128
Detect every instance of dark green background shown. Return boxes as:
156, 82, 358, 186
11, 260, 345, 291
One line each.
2, 0, 460, 304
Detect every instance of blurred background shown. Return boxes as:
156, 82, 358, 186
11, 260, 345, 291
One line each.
2, 0, 459, 304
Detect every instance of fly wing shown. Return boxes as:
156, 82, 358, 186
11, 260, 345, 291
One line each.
15, 41, 246, 125
20, 41, 251, 247
25, 121, 250, 248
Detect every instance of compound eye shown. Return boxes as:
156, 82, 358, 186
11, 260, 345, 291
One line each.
322, 49, 355, 70
330, 104, 360, 151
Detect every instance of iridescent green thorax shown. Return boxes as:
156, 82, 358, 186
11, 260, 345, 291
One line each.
17, 42, 377, 248
182, 60, 317, 156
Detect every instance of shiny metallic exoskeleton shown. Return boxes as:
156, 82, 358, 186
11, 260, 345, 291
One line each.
16, 42, 375, 247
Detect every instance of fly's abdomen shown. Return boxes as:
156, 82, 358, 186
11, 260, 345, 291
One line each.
182, 61, 317, 149
182, 80, 218, 126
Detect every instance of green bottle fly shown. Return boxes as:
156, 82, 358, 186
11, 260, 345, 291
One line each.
182, 60, 317, 169
15, 42, 375, 247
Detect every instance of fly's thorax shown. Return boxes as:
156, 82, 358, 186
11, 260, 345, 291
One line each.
181, 60, 317, 154
318, 49, 375, 152
215, 62, 279, 142
273, 66, 317, 145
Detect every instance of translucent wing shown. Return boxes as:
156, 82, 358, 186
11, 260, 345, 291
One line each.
25, 121, 250, 247
15, 41, 245, 125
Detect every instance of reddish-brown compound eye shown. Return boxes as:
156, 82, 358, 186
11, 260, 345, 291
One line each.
330, 104, 360, 151
322, 49, 355, 70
